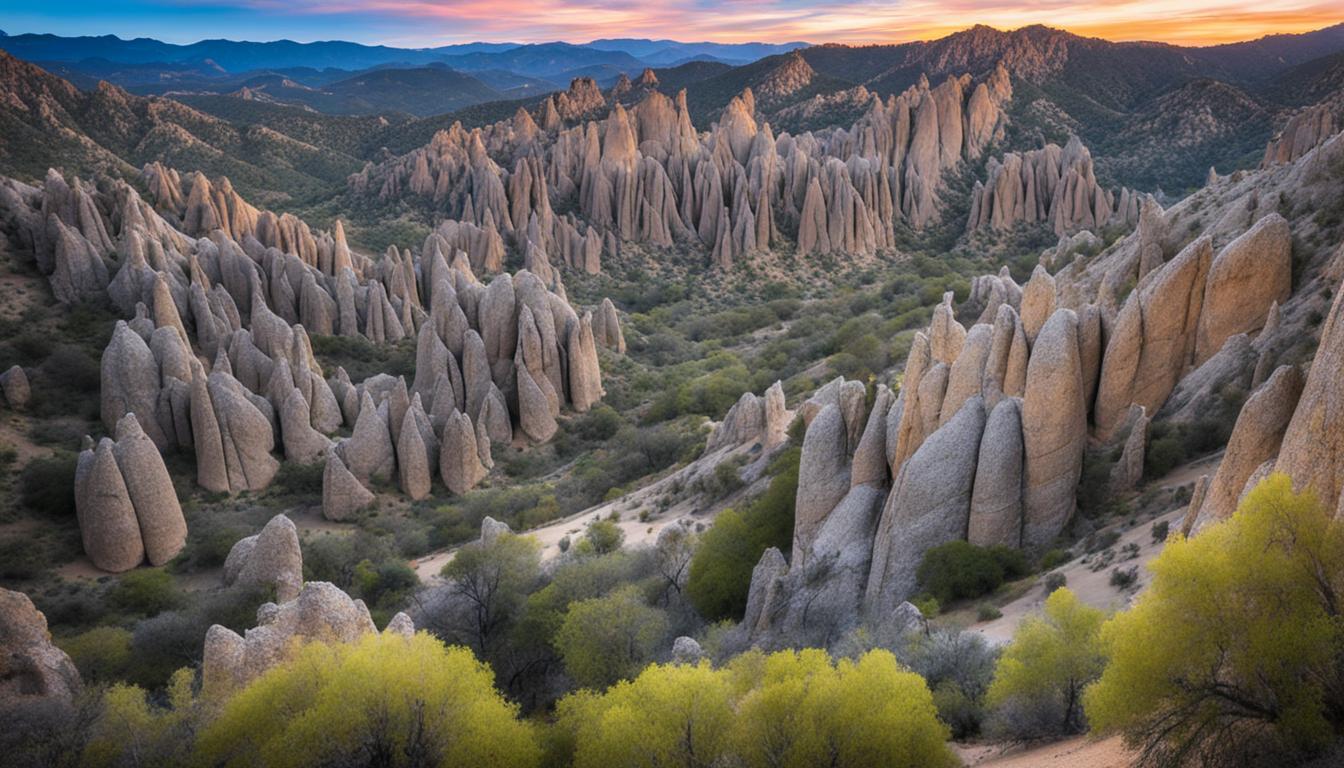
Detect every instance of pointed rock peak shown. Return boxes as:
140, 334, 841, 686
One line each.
637, 67, 658, 88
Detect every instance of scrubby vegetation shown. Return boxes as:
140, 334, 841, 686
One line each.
1086, 474, 1344, 767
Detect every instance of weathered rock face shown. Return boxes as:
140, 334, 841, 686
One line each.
440, 411, 487, 495
1021, 309, 1086, 551
0, 588, 81, 707
1094, 236, 1213, 439
793, 404, 852, 563
75, 437, 146, 573
1191, 365, 1303, 531
866, 397, 986, 616
1194, 213, 1292, 365
202, 581, 383, 695
708, 380, 794, 452
1275, 280, 1344, 518
1262, 103, 1336, 167
111, 414, 187, 566
344, 392, 395, 478
223, 514, 303, 602
967, 136, 1135, 236
967, 397, 1024, 548
322, 452, 375, 522
102, 321, 168, 449
1108, 406, 1149, 493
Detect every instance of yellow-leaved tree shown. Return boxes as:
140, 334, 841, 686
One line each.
195, 631, 540, 768
550, 648, 954, 768
985, 587, 1107, 740
1085, 473, 1344, 767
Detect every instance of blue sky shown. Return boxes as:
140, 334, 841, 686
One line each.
2, 0, 1341, 47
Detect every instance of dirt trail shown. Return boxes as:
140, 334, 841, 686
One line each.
956, 735, 1132, 767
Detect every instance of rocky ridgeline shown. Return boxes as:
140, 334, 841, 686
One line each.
966, 136, 1139, 235
0, 164, 626, 573
721, 144, 1324, 647
349, 65, 1014, 268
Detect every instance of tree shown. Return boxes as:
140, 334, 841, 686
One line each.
550, 649, 955, 768
653, 524, 695, 602
82, 668, 201, 768
789, 650, 956, 768
1085, 474, 1344, 767
554, 661, 735, 768
439, 532, 541, 656
986, 587, 1106, 740
686, 447, 799, 621
196, 632, 539, 768
554, 585, 669, 689
578, 518, 625, 556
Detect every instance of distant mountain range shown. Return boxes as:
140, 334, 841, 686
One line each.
0, 31, 809, 118
0, 31, 806, 77
2, 23, 1342, 197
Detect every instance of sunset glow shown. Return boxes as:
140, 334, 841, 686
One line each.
5, 0, 1341, 47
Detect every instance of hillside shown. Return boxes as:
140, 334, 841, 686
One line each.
0, 50, 361, 205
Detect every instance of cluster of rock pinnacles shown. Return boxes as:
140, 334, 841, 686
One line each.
708, 201, 1323, 647
350, 66, 1138, 270
0, 162, 625, 574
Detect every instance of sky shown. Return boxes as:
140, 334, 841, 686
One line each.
2, 0, 1342, 48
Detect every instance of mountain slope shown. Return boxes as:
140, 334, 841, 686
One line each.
0, 51, 358, 204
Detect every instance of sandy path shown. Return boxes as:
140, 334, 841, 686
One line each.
957, 735, 1133, 767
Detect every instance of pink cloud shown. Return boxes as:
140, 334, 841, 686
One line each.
213, 0, 1343, 46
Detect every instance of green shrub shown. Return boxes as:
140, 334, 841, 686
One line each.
59, 626, 133, 683
916, 541, 1029, 605
271, 461, 324, 497
19, 453, 78, 517
1039, 548, 1071, 571
1043, 572, 1067, 594
109, 569, 182, 616
579, 519, 624, 556
1150, 520, 1169, 543
977, 604, 1003, 622
686, 448, 799, 621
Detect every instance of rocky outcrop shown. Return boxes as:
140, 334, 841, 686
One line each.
967, 397, 1024, 548
440, 411, 487, 495
1263, 104, 1337, 167
707, 381, 793, 451
1094, 236, 1213, 439
967, 136, 1134, 236
74, 414, 186, 572
793, 404, 852, 562
0, 365, 30, 409
1274, 280, 1344, 518
223, 514, 303, 602
1190, 365, 1303, 531
202, 581, 383, 695
1108, 407, 1149, 493
1022, 309, 1087, 551
0, 588, 81, 708
866, 397, 985, 616
1194, 213, 1292, 364
322, 452, 375, 521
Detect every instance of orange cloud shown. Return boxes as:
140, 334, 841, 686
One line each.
231, 0, 1344, 47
